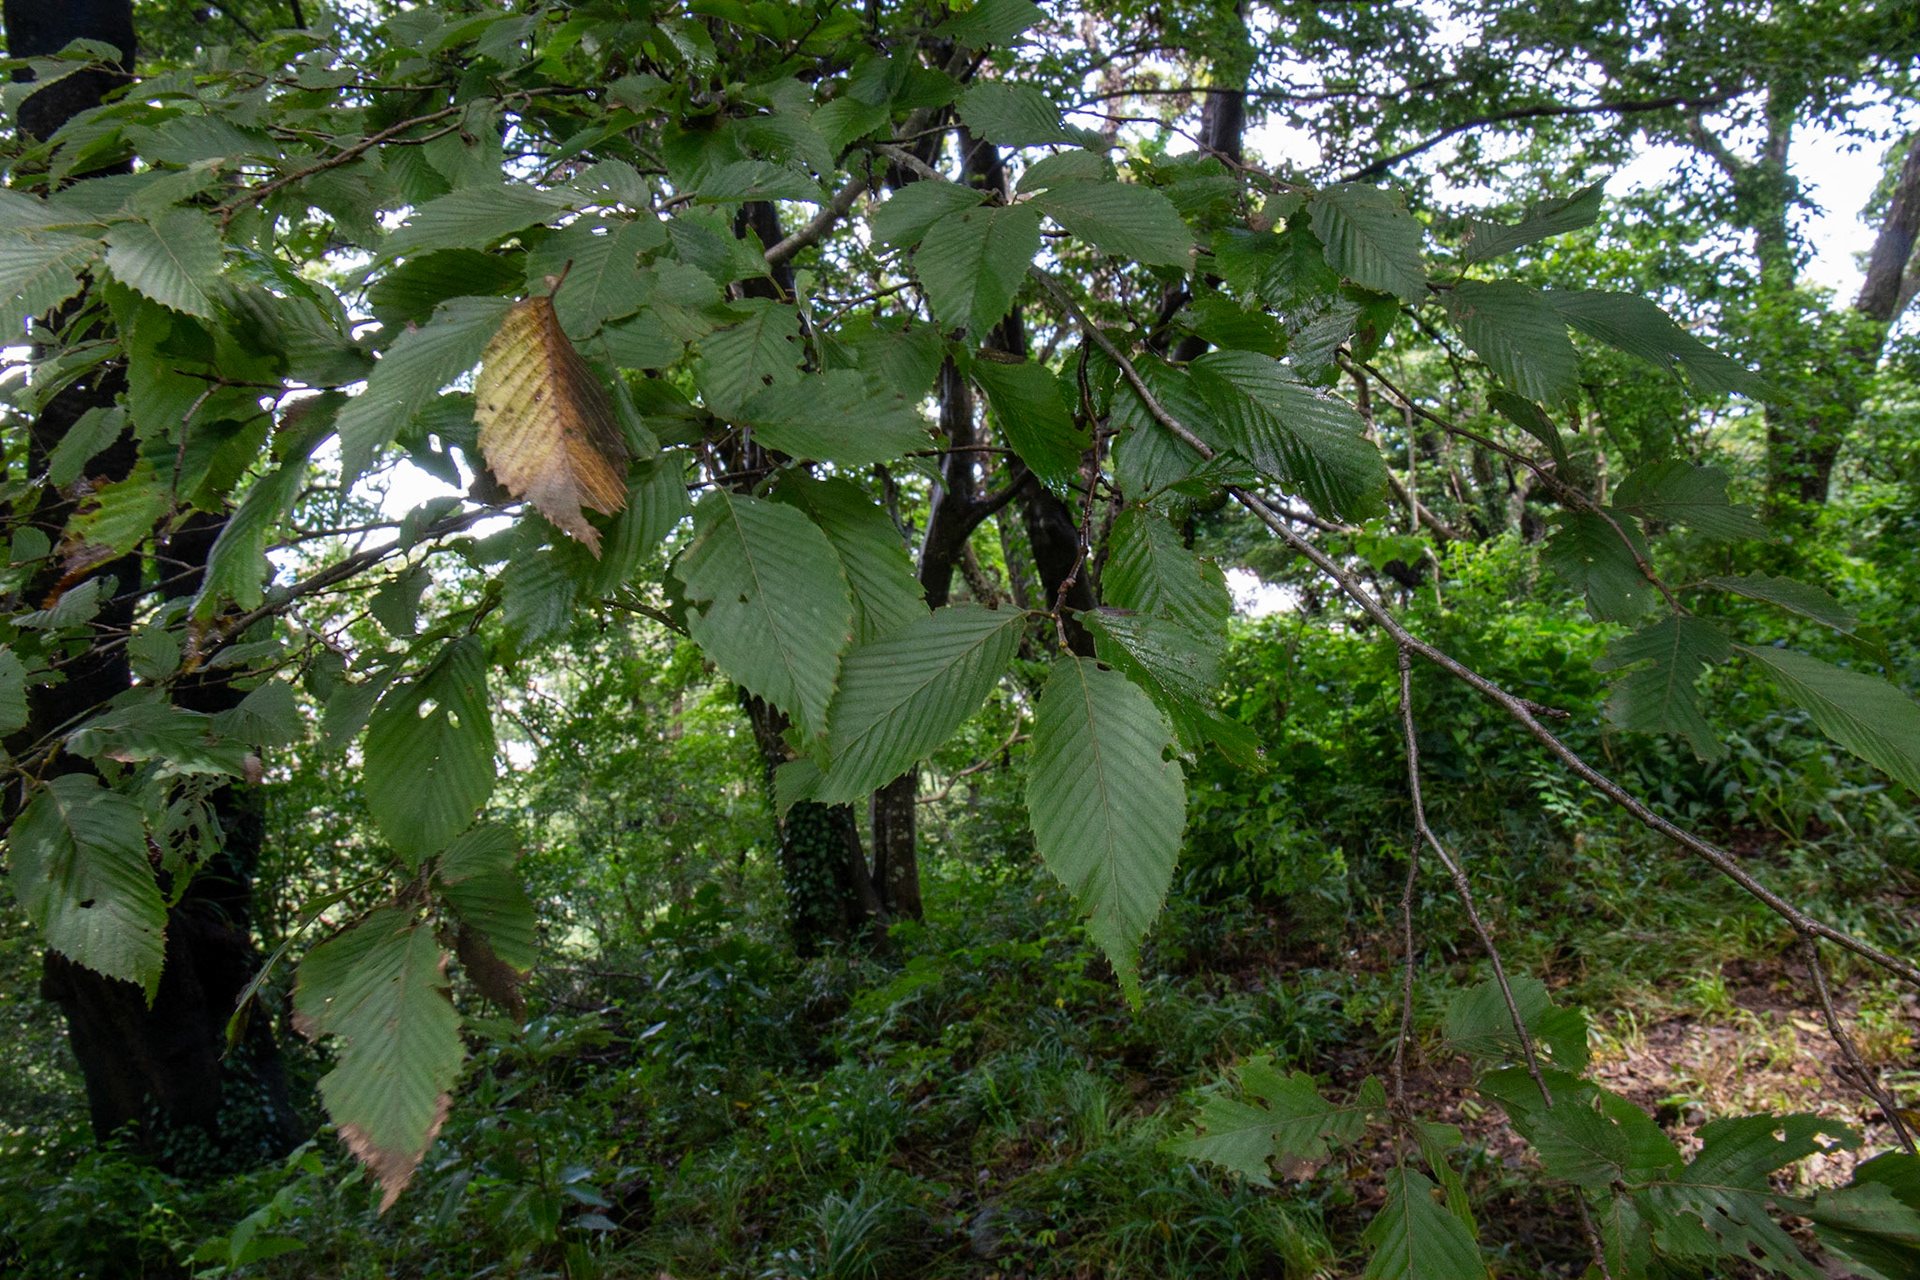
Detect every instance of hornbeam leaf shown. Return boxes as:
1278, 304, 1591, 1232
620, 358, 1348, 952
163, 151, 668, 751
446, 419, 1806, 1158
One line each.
1806, 1154, 1920, 1280
1542, 510, 1656, 622
934, 0, 1046, 47
1548, 290, 1767, 398
474, 294, 630, 556
105, 209, 222, 317
1612, 460, 1769, 542
10, 774, 166, 1000
1029, 180, 1193, 266
363, 637, 496, 865
1188, 350, 1387, 520
382, 183, 566, 258
675, 490, 853, 738
0, 231, 97, 333
339, 297, 512, 480
1708, 572, 1857, 633
1459, 183, 1605, 265
814, 604, 1024, 804
956, 82, 1072, 146
870, 180, 987, 248
1444, 280, 1579, 404
1082, 609, 1260, 767
1738, 645, 1920, 794
1594, 615, 1731, 761
293, 909, 464, 1212
1026, 657, 1185, 1002
739, 368, 934, 467
693, 159, 825, 205
1307, 184, 1425, 303
0, 647, 25, 735
1363, 1169, 1487, 1280
695, 297, 803, 417
435, 823, 537, 972
914, 204, 1041, 334
773, 472, 925, 643
973, 358, 1088, 492
1102, 508, 1231, 636
1172, 1057, 1377, 1184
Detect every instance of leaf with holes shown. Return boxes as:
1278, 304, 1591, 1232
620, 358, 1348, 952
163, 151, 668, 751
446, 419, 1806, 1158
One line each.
1026, 657, 1185, 1002
474, 294, 630, 554
293, 909, 464, 1212
695, 297, 804, 417
813, 604, 1024, 804
675, 490, 853, 739
363, 637, 496, 865
10, 774, 166, 1000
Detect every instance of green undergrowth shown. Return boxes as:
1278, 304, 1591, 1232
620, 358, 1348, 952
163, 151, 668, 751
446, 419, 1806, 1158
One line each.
3, 535, 1915, 1279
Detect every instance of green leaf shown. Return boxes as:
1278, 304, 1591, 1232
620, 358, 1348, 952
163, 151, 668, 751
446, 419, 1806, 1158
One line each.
46, 405, 126, 488
368, 249, 527, 330
1017, 150, 1113, 193
1594, 616, 1730, 761
1445, 975, 1589, 1073
371, 564, 432, 638
973, 358, 1088, 491
914, 204, 1041, 335
955, 82, 1072, 146
1026, 656, 1185, 1002
16, 578, 104, 630
811, 98, 890, 154
10, 775, 166, 1000
695, 297, 804, 418
65, 467, 168, 558
1459, 183, 1604, 265
693, 159, 825, 205
1611, 460, 1769, 541
105, 209, 222, 317
1737, 644, 1920, 794
934, 0, 1046, 47
210, 680, 303, 748
847, 320, 943, 402
1188, 350, 1387, 520
1487, 388, 1567, 467
1108, 358, 1217, 496
1542, 510, 1656, 622
1029, 181, 1193, 266
435, 824, 536, 971
1807, 1154, 1920, 1280
1171, 1057, 1377, 1184
1548, 290, 1767, 398
578, 452, 692, 597
195, 398, 333, 618
383, 183, 566, 258
1444, 281, 1579, 403
1082, 609, 1259, 767
1363, 1169, 1487, 1280
68, 701, 246, 776
293, 909, 464, 1212
1102, 508, 1231, 635
675, 490, 853, 738
1645, 1114, 1857, 1279
814, 604, 1024, 804
869, 181, 986, 247
1212, 222, 1341, 312
0, 647, 26, 735
1708, 572, 1857, 633
499, 547, 577, 650
523, 219, 659, 338
363, 637, 496, 865
739, 369, 932, 467
772, 472, 925, 643
339, 297, 513, 480
0, 231, 97, 332
1307, 184, 1425, 303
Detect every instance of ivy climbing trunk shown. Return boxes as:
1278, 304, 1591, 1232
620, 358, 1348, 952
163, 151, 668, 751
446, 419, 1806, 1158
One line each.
5, 0, 303, 1167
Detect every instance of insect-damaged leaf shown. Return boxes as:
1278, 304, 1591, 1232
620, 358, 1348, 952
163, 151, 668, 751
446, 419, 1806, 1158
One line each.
475, 294, 629, 555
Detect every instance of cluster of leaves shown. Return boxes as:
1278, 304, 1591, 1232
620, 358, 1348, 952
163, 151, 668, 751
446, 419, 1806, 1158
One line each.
1179, 979, 1920, 1279
2, 2, 1917, 1272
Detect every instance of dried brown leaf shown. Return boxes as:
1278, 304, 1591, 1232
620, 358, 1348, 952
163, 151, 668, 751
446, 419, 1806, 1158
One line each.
474, 294, 628, 555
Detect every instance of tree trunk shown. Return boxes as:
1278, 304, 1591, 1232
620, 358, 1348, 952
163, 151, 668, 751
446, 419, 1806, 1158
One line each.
6, 0, 302, 1169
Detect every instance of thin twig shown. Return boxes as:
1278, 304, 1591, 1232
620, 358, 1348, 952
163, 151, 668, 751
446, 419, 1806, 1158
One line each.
1801, 933, 1919, 1156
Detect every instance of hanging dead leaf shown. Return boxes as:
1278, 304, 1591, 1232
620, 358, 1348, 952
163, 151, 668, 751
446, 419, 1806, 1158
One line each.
473, 294, 628, 555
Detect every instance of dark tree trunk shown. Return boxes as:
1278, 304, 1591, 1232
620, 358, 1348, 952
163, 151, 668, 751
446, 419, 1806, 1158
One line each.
6, 0, 302, 1168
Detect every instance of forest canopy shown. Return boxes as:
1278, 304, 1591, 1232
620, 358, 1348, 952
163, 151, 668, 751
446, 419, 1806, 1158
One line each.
1, 0, 1919, 1277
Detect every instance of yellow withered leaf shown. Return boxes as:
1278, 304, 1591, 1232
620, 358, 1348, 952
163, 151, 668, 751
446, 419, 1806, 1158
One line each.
473, 294, 628, 556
